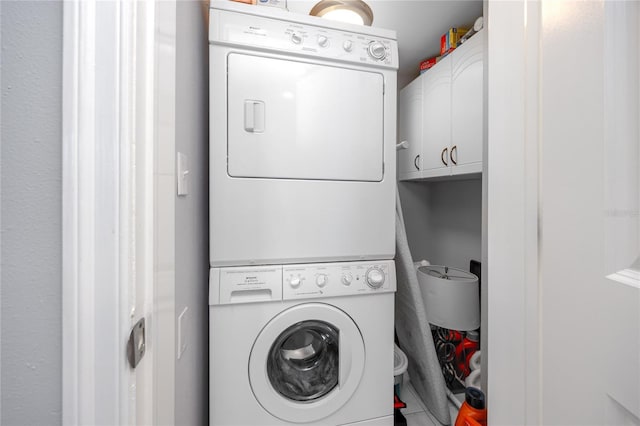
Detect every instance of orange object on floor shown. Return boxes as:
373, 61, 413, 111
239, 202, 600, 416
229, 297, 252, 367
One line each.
454, 387, 487, 426
393, 393, 407, 410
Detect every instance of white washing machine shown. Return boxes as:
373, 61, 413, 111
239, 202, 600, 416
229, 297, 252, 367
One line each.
209, 2, 398, 267
209, 260, 396, 425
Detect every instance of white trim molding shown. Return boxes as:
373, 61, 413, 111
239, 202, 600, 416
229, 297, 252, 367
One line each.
486, 0, 541, 424
63, 0, 171, 423
62, 0, 135, 423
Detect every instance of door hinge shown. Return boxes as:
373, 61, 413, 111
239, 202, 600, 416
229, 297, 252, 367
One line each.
127, 317, 146, 369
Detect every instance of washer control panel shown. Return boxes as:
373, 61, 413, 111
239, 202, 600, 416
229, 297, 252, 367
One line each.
282, 260, 395, 300
210, 260, 396, 305
210, 6, 398, 69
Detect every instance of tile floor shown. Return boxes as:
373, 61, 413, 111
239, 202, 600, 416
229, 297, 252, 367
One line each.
398, 381, 461, 426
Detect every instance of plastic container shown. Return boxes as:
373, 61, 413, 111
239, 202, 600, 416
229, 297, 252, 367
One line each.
465, 369, 482, 389
394, 343, 408, 396
455, 330, 479, 378
454, 387, 487, 426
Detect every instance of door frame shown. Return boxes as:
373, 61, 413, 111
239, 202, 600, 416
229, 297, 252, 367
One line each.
60, 0, 546, 424
485, 0, 540, 424
61, 0, 177, 424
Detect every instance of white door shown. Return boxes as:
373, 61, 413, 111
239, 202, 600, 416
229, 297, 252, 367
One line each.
227, 54, 384, 182
248, 303, 365, 424
487, 1, 640, 424
537, 1, 640, 423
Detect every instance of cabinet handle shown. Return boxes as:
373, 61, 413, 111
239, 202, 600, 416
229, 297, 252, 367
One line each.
450, 145, 458, 165
414, 154, 420, 171
441, 148, 449, 166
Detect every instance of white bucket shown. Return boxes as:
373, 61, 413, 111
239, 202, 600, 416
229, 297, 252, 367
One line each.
394, 343, 409, 396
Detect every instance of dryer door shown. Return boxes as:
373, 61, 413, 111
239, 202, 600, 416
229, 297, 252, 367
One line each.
227, 53, 385, 182
249, 303, 365, 423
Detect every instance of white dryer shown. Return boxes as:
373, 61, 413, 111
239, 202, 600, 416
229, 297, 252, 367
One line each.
209, 2, 398, 267
209, 260, 396, 425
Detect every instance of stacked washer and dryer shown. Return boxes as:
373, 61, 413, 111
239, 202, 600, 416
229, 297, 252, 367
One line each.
208, 2, 398, 425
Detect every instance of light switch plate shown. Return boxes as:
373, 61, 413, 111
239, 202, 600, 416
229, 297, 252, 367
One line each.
177, 306, 189, 359
177, 152, 189, 196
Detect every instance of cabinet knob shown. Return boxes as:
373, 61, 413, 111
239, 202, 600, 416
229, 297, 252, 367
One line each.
414, 154, 420, 170
441, 147, 449, 166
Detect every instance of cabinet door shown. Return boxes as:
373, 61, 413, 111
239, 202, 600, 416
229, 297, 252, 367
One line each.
398, 77, 423, 180
451, 30, 484, 174
422, 55, 452, 178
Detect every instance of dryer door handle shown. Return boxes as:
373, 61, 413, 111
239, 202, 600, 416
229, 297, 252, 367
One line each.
244, 100, 265, 133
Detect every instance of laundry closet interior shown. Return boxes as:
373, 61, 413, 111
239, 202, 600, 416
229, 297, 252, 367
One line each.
205, 1, 485, 425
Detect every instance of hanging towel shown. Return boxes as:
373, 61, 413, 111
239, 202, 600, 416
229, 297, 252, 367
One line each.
394, 188, 451, 425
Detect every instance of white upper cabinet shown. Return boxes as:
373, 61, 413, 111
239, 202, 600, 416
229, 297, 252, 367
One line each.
398, 76, 423, 180
422, 55, 452, 178
450, 30, 483, 175
398, 29, 484, 181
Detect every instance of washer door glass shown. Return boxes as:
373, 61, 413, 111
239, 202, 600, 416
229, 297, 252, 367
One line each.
267, 320, 339, 402
249, 303, 365, 423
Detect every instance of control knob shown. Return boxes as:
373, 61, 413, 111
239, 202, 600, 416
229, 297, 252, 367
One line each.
341, 273, 353, 286
291, 32, 303, 44
290, 277, 301, 288
343, 40, 353, 52
367, 41, 387, 60
316, 274, 328, 287
365, 267, 385, 289
317, 35, 329, 47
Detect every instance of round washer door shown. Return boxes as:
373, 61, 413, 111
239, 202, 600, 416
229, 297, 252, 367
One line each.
249, 303, 365, 423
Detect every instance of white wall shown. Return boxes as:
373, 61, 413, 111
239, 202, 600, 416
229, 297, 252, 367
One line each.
0, 1, 63, 423
174, 1, 210, 425
399, 178, 482, 271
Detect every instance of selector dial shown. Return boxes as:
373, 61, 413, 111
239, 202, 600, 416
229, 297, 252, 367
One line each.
291, 32, 303, 44
290, 277, 301, 288
341, 273, 353, 286
365, 267, 385, 289
316, 274, 328, 287
367, 41, 387, 60
317, 35, 329, 47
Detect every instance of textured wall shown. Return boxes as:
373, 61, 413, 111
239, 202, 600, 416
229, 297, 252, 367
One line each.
174, 1, 209, 424
1, 1, 63, 424
399, 178, 482, 271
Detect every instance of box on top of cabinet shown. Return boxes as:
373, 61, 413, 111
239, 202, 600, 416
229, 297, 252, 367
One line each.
419, 55, 442, 74
440, 27, 469, 56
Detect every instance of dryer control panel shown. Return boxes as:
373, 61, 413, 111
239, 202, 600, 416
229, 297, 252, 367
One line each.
210, 2, 398, 69
210, 260, 396, 305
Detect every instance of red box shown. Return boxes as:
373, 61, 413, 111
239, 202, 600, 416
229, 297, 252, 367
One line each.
419, 56, 441, 73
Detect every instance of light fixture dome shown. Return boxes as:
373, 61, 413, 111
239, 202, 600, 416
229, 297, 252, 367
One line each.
309, 0, 373, 26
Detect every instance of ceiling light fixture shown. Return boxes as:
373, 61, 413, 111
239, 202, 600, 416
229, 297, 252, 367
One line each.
309, 0, 374, 26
